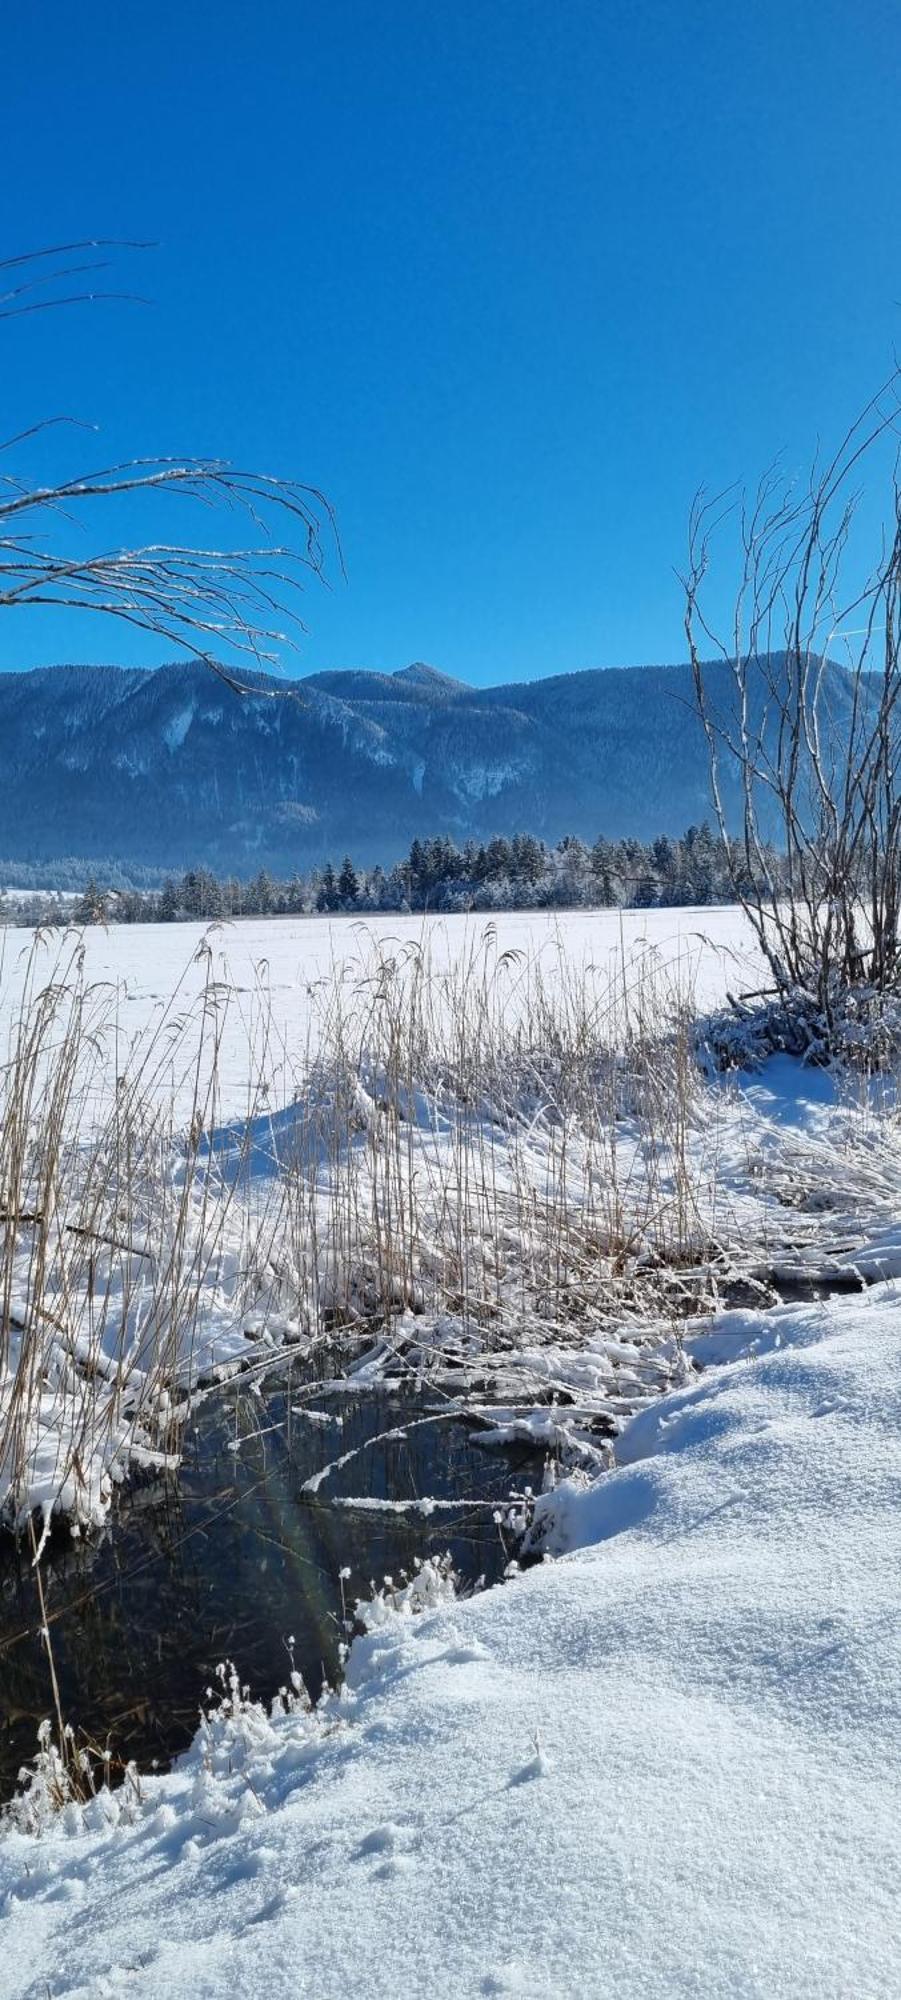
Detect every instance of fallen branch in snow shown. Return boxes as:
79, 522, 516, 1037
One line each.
0, 1213, 154, 1261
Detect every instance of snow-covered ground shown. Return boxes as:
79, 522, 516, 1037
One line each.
3, 1276, 900, 1998
3, 910, 901, 1992
4, 907, 901, 1536
0, 907, 764, 1118
3, 908, 766, 1537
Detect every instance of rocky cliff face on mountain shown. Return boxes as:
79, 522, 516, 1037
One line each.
0, 654, 858, 876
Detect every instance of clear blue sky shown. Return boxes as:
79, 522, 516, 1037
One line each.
2, 0, 900, 684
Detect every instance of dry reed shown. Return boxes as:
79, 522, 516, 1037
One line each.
0, 921, 727, 1540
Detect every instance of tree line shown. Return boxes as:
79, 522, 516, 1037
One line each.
29, 823, 792, 927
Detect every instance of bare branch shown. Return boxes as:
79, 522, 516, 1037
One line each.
685, 372, 901, 1025
2, 241, 340, 678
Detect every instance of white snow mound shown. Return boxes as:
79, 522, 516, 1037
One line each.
2, 1280, 900, 1997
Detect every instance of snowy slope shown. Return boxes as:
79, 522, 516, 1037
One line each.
0, 652, 870, 870
3, 1280, 900, 1998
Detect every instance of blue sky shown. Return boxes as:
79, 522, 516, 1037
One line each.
2, 0, 900, 685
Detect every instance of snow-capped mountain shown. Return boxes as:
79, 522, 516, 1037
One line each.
0, 654, 858, 874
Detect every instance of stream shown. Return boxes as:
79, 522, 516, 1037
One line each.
0, 1376, 545, 1805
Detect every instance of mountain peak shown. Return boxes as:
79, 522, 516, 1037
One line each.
393, 662, 466, 692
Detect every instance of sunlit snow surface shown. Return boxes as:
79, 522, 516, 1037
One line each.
2, 910, 901, 1992
2, 1283, 900, 1997
0, 904, 764, 1117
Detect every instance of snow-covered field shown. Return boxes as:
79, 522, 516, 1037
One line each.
0, 906, 763, 1117
2, 909, 901, 1995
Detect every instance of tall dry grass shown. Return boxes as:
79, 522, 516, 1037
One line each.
0, 921, 722, 1538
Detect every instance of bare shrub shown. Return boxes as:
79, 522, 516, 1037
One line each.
683, 376, 901, 1045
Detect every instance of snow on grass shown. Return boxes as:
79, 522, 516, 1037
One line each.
5, 907, 901, 1538
0, 907, 765, 1121
0, 913, 733, 1535
4, 911, 901, 1991
2, 1280, 900, 1996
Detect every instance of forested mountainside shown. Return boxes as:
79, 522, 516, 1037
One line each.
0, 654, 860, 874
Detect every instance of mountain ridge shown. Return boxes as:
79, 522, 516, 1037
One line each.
0, 654, 855, 874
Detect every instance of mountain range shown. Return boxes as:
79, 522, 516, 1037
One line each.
0, 654, 854, 878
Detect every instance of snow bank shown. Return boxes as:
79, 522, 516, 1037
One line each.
3, 1280, 900, 1997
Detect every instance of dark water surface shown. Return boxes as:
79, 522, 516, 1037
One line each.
0, 1379, 541, 1803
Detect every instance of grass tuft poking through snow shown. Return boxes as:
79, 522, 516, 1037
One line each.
6, 912, 901, 1541
0, 920, 737, 1538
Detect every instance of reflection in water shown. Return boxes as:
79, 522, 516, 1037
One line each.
0, 1381, 542, 1803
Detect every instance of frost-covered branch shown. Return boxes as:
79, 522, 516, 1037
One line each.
2, 242, 338, 678
683, 372, 901, 1030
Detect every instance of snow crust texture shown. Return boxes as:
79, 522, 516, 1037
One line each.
3, 1280, 900, 1998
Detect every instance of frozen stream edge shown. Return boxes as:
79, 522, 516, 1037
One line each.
2, 1269, 900, 1999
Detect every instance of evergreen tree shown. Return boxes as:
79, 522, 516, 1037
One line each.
157, 878, 180, 921
74, 878, 107, 925
511, 832, 545, 885
368, 864, 388, 909
408, 839, 425, 900
249, 869, 276, 915
590, 838, 614, 905
484, 835, 513, 878
316, 862, 338, 912
338, 855, 360, 906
